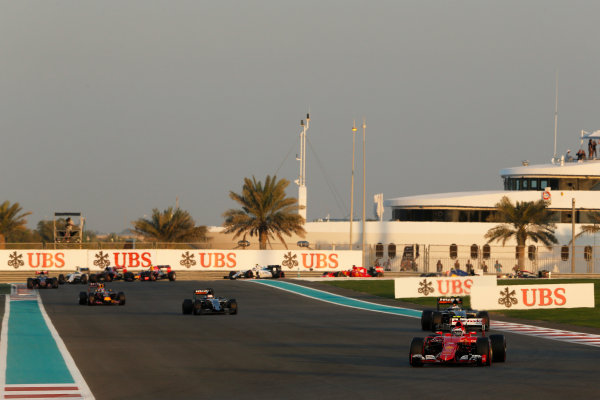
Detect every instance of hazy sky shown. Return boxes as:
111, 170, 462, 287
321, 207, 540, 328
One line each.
3, 1, 600, 233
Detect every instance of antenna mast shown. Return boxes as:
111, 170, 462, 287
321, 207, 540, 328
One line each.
553, 71, 559, 161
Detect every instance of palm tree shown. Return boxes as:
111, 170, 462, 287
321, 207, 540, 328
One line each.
223, 175, 306, 249
574, 211, 600, 240
131, 207, 207, 242
485, 196, 557, 268
0, 201, 32, 248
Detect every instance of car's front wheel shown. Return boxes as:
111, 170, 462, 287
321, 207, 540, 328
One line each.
409, 337, 424, 367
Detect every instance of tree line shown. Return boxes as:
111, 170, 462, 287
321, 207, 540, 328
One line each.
4, 176, 599, 265
0, 175, 306, 250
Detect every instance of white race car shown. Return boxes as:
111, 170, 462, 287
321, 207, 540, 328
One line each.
225, 265, 285, 280
58, 267, 90, 285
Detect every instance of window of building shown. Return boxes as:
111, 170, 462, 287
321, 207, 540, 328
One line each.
584, 246, 593, 262
528, 245, 537, 261
561, 246, 569, 261
375, 243, 384, 259
470, 244, 479, 259
450, 244, 458, 259
482, 244, 490, 259
388, 243, 396, 259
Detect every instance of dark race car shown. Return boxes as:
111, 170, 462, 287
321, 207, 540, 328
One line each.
89, 266, 136, 283
79, 283, 126, 306
225, 265, 285, 280
26, 271, 59, 289
409, 321, 506, 367
139, 265, 176, 281
182, 289, 238, 315
420, 297, 490, 332
58, 267, 90, 285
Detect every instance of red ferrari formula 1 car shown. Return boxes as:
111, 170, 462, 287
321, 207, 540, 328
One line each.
322, 265, 384, 278
409, 322, 506, 367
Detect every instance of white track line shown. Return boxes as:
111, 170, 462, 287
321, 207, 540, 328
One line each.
492, 321, 600, 348
36, 296, 95, 399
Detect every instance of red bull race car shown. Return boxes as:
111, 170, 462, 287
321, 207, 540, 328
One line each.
139, 265, 176, 281
409, 321, 506, 367
182, 289, 238, 315
79, 283, 126, 306
89, 266, 137, 283
26, 271, 59, 289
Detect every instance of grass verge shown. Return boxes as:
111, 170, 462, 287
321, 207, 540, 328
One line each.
321, 279, 600, 329
0, 284, 9, 295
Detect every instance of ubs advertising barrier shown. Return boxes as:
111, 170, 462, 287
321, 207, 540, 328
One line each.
0, 249, 362, 272
394, 276, 497, 298
471, 283, 595, 310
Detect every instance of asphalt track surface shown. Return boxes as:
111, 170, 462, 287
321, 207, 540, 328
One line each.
34, 280, 600, 400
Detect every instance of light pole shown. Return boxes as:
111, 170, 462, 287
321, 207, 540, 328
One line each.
362, 118, 366, 268
296, 113, 310, 222
350, 121, 357, 249
571, 198, 576, 273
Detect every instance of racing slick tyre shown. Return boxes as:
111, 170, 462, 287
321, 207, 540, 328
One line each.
168, 271, 176, 281
489, 334, 506, 362
104, 273, 113, 282
51, 278, 59, 288
476, 337, 492, 366
431, 312, 442, 331
409, 337, 424, 367
89, 274, 97, 283
81, 274, 88, 284
421, 310, 433, 331
227, 299, 238, 315
79, 292, 88, 305
280, 271, 285, 278
124, 272, 134, 282
58, 274, 66, 284
476, 311, 490, 331
149, 273, 156, 281
182, 299, 193, 315
26, 278, 34, 289
228, 271, 237, 280
118, 292, 126, 306
245, 270, 254, 279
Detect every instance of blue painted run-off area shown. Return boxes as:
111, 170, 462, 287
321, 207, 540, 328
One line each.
255, 280, 422, 318
6, 300, 74, 384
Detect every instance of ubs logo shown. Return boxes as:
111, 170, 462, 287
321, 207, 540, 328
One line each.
418, 279, 434, 296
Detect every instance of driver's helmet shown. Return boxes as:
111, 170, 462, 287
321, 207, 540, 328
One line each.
452, 321, 465, 336
449, 299, 461, 310
452, 326, 464, 336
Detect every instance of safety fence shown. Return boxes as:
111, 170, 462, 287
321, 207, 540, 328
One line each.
1, 242, 599, 274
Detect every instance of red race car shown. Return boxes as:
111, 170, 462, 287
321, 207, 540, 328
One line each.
409, 321, 506, 367
322, 266, 384, 278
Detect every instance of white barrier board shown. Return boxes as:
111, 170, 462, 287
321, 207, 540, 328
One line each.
394, 275, 497, 298
471, 283, 595, 310
0, 249, 362, 271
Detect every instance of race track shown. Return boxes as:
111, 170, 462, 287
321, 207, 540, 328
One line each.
36, 280, 599, 400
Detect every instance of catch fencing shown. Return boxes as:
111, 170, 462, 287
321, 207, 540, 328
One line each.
1, 242, 599, 274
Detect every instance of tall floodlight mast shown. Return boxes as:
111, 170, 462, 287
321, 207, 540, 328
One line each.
296, 113, 310, 222
553, 71, 559, 162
